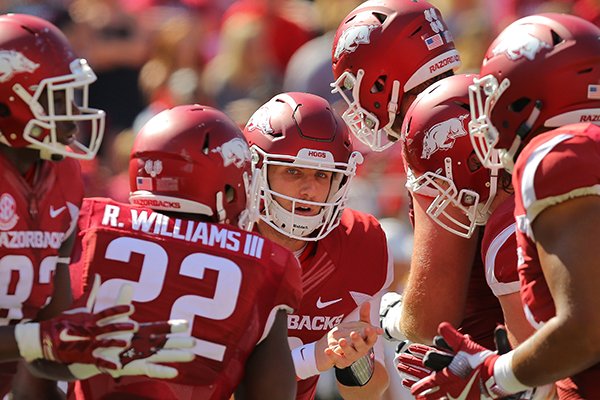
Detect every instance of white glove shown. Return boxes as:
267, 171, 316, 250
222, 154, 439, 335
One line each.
70, 319, 195, 379
379, 292, 406, 341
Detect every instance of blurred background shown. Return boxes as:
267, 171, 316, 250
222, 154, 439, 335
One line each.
2, 0, 595, 399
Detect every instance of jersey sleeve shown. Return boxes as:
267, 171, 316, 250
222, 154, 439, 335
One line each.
481, 196, 519, 297
514, 131, 600, 225
483, 222, 519, 296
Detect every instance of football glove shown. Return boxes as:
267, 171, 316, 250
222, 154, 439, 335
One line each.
14, 274, 135, 365
69, 319, 195, 379
379, 292, 406, 341
410, 323, 530, 400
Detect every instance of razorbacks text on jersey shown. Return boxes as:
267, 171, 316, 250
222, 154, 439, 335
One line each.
513, 123, 600, 398
0, 155, 82, 393
68, 198, 302, 400
287, 208, 393, 400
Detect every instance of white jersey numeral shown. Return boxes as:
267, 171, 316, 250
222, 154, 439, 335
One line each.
95, 237, 242, 362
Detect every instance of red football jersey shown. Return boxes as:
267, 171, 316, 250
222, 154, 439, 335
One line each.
0, 155, 82, 323
481, 195, 519, 297
513, 123, 600, 398
289, 209, 394, 400
69, 198, 302, 400
459, 231, 504, 350
0, 154, 82, 388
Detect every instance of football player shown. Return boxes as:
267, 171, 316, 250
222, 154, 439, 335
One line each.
393, 74, 555, 399
243, 92, 394, 400
67, 104, 302, 400
407, 13, 600, 399
0, 13, 191, 398
331, 0, 505, 349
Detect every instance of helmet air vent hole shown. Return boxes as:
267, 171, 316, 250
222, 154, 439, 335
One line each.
509, 97, 531, 113
202, 132, 210, 155
224, 184, 235, 203
371, 76, 386, 93
550, 30, 564, 46
0, 103, 10, 117
372, 12, 387, 24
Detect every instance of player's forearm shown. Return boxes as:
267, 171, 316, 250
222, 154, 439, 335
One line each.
0, 326, 21, 361
511, 314, 600, 387
11, 362, 66, 400
25, 359, 75, 381
337, 361, 388, 400
400, 295, 465, 344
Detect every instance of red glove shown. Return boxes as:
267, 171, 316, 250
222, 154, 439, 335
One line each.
70, 319, 195, 379
410, 322, 516, 400
15, 274, 136, 367
396, 342, 452, 389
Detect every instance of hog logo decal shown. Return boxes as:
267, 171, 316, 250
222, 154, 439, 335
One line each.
492, 27, 551, 61
245, 105, 274, 135
334, 24, 377, 60
0, 50, 39, 82
421, 114, 468, 159
212, 138, 251, 168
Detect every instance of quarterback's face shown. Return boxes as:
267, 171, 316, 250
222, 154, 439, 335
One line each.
267, 164, 332, 216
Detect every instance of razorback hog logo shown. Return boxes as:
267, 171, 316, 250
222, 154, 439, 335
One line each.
212, 138, 251, 168
334, 24, 377, 60
492, 28, 551, 61
0, 50, 39, 83
421, 114, 468, 159
245, 105, 274, 135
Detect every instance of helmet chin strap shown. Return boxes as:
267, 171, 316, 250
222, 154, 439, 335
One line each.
216, 191, 226, 223
501, 100, 542, 172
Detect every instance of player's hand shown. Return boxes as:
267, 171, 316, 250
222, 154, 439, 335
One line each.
379, 292, 406, 341
70, 318, 195, 380
319, 302, 382, 370
410, 323, 522, 400
15, 274, 136, 365
395, 339, 453, 390
107, 319, 196, 379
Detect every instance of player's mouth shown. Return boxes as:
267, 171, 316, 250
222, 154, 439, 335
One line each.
294, 204, 319, 216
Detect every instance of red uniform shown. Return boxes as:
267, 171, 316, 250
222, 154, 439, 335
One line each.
481, 195, 519, 298
0, 155, 82, 391
513, 123, 600, 399
69, 198, 302, 400
288, 209, 393, 400
458, 232, 504, 349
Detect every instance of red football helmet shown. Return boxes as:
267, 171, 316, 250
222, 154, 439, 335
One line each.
243, 92, 363, 241
403, 74, 499, 238
331, 0, 460, 151
0, 14, 104, 160
129, 105, 252, 226
469, 13, 600, 171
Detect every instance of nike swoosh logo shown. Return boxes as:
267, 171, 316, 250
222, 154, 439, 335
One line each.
59, 329, 88, 342
49, 205, 66, 218
316, 297, 343, 309
448, 370, 480, 400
